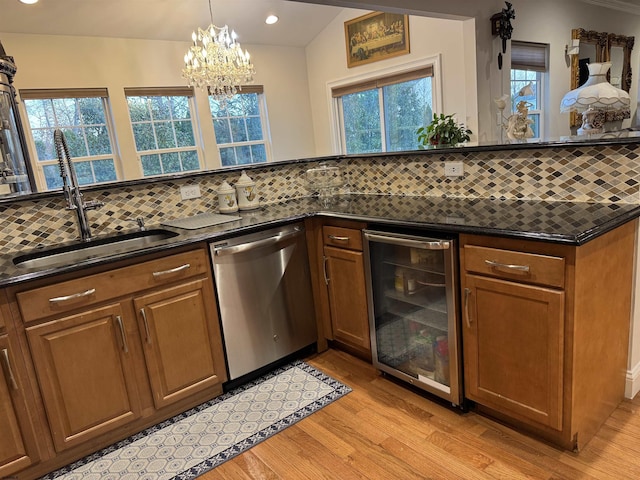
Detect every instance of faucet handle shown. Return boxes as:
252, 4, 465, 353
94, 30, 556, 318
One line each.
83, 200, 105, 211
125, 217, 146, 231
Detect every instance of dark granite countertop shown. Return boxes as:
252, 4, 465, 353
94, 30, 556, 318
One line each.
2, 194, 639, 287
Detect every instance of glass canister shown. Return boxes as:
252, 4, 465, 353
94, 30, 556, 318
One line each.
217, 180, 238, 213
235, 170, 260, 210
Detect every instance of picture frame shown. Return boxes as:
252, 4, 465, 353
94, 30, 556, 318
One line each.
344, 12, 410, 68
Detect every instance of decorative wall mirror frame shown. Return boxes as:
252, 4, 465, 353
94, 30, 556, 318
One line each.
569, 28, 635, 128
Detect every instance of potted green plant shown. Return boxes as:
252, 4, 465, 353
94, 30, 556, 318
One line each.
417, 113, 472, 148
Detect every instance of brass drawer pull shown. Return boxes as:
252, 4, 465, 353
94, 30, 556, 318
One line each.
328, 234, 350, 243
116, 315, 129, 353
49, 288, 96, 304
152, 263, 191, 277
1, 348, 18, 390
484, 259, 530, 272
140, 308, 152, 345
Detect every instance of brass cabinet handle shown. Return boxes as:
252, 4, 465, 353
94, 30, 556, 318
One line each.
152, 263, 190, 277
49, 288, 96, 304
323, 255, 330, 285
328, 234, 350, 243
140, 308, 152, 345
1, 348, 18, 390
464, 288, 472, 328
116, 315, 128, 353
485, 259, 530, 272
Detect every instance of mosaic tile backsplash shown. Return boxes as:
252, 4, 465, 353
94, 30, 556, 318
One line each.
1, 143, 639, 252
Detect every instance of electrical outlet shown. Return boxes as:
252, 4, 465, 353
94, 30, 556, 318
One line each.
444, 161, 464, 177
180, 185, 201, 200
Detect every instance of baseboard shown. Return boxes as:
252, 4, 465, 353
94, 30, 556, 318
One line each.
625, 362, 640, 399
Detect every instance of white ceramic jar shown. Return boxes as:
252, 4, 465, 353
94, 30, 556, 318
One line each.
217, 180, 238, 213
235, 170, 260, 210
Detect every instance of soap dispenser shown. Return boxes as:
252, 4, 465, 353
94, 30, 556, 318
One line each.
235, 170, 260, 210
217, 180, 238, 213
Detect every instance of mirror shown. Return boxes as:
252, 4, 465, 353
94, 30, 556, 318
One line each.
1, 0, 640, 196
569, 28, 635, 128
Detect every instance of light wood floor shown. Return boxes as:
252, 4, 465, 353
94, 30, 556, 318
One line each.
203, 349, 640, 479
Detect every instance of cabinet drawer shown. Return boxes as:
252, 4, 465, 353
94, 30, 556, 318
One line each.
464, 245, 565, 288
17, 249, 209, 323
323, 226, 363, 251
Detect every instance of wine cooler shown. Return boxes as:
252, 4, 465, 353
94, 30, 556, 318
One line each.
363, 229, 462, 406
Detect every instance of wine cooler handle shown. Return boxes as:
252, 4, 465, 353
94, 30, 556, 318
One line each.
464, 288, 472, 328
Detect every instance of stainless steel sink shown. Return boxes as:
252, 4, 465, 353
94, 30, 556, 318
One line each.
13, 229, 179, 269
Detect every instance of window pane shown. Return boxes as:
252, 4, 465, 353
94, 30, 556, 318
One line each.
342, 89, 381, 154
219, 147, 236, 166
230, 118, 248, 142
128, 97, 150, 122
154, 121, 175, 149
62, 127, 87, 158
132, 123, 156, 151
213, 119, 232, 144
250, 144, 267, 163
24, 99, 53, 129
74, 160, 95, 185
86, 125, 112, 156
78, 98, 106, 124
92, 159, 117, 183
32, 128, 56, 161
43, 164, 63, 190
150, 96, 170, 120
160, 152, 181, 173
175, 120, 195, 147
235, 145, 252, 164
246, 117, 263, 141
52, 98, 78, 126
141, 153, 162, 176
171, 97, 191, 119
384, 77, 433, 151
181, 150, 200, 171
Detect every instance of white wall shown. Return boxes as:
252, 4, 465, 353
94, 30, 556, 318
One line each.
305, 9, 476, 155
1, 33, 316, 182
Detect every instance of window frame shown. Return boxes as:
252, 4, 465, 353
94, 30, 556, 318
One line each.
124, 86, 203, 178
19, 88, 121, 192
328, 56, 443, 155
208, 85, 272, 167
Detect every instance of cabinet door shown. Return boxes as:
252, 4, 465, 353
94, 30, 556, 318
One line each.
463, 275, 564, 430
324, 246, 370, 351
0, 335, 37, 478
134, 279, 226, 409
26, 304, 142, 452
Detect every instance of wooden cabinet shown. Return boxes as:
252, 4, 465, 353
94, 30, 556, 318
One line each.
305, 218, 371, 359
9, 245, 227, 469
26, 303, 143, 452
0, 334, 39, 478
133, 279, 223, 409
460, 220, 637, 450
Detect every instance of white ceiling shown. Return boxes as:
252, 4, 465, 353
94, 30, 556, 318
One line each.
0, 0, 345, 47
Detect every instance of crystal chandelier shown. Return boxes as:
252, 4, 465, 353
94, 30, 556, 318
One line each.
182, 0, 255, 100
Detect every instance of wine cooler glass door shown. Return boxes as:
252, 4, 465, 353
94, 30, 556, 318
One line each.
364, 230, 461, 405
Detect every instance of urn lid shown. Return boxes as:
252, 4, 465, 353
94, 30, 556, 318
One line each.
217, 180, 234, 194
236, 170, 255, 187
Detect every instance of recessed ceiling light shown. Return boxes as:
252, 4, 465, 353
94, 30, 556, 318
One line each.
19, 0, 39, 4
265, 15, 279, 25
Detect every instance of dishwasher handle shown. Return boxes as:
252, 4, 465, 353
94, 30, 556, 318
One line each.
214, 227, 303, 256
364, 231, 451, 250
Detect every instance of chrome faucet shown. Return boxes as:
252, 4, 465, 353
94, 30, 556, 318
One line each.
53, 129, 104, 242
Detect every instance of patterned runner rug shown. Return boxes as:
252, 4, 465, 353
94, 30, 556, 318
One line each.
40, 360, 351, 480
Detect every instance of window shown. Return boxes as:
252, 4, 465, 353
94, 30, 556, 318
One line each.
209, 86, 271, 167
511, 41, 549, 140
21, 88, 119, 191
125, 87, 200, 177
332, 67, 434, 154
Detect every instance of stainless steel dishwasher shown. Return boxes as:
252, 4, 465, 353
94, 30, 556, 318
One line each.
210, 222, 317, 380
